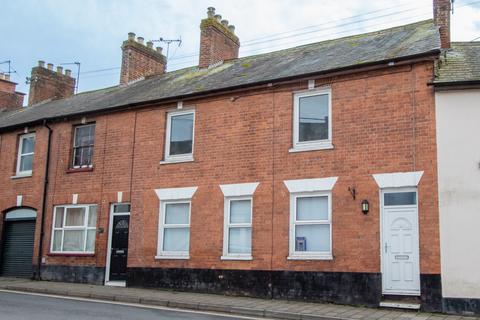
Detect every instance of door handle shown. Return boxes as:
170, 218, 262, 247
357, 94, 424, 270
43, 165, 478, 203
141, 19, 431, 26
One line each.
384, 242, 389, 253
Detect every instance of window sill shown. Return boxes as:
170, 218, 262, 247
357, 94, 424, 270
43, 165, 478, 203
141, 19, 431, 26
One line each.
289, 142, 334, 153
155, 254, 190, 260
11, 173, 33, 179
48, 252, 95, 257
221, 255, 253, 261
67, 167, 94, 174
160, 156, 194, 165
287, 254, 333, 260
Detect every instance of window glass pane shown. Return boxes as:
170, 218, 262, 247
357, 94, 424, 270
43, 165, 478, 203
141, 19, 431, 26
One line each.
75, 125, 95, 147
296, 196, 328, 221
229, 227, 252, 254
54, 207, 64, 228
52, 230, 62, 251
230, 200, 251, 223
163, 228, 189, 251
86, 230, 96, 252
21, 136, 35, 154
295, 224, 330, 252
114, 204, 131, 213
63, 230, 85, 251
73, 146, 94, 167
169, 113, 193, 155
65, 207, 85, 226
165, 203, 189, 224
88, 206, 97, 227
19, 154, 33, 172
298, 94, 329, 142
384, 192, 417, 206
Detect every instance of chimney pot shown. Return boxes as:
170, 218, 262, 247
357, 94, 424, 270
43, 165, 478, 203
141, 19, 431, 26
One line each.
47, 63, 53, 70
207, 7, 215, 18
56, 66, 63, 74
65, 69, 72, 77
128, 32, 136, 41
0, 73, 4, 80
38, 60, 45, 68
147, 41, 153, 49
156, 47, 163, 54
228, 25, 235, 33
5, 74, 10, 81
214, 14, 222, 22
137, 37, 144, 45
221, 19, 228, 27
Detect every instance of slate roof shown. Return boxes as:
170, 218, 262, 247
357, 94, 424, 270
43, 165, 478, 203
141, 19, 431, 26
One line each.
0, 19, 441, 131
434, 42, 480, 84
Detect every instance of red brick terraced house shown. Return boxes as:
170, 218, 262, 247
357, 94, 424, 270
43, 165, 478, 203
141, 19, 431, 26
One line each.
0, 0, 456, 313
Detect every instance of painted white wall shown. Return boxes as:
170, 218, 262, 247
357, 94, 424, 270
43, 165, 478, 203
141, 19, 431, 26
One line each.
436, 89, 480, 299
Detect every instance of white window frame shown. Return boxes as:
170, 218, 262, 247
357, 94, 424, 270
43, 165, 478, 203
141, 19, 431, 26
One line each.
154, 186, 197, 259
16, 133, 35, 176
72, 123, 95, 169
289, 192, 333, 260
290, 88, 333, 153
162, 109, 195, 164
50, 204, 97, 254
157, 200, 191, 259
284, 176, 337, 260
222, 196, 253, 260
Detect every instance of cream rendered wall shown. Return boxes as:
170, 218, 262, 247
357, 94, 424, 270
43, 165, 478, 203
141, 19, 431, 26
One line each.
436, 89, 480, 299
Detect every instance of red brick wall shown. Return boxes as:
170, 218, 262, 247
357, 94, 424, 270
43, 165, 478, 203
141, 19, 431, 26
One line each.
0, 61, 440, 275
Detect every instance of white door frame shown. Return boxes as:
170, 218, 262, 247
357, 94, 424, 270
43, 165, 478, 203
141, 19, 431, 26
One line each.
105, 203, 130, 286
380, 187, 421, 295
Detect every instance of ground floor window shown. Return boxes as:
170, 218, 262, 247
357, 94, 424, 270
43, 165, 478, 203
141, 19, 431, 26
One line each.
51, 205, 97, 253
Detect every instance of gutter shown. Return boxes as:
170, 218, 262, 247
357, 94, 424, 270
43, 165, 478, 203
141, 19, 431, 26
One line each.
429, 80, 480, 90
36, 119, 52, 280
0, 49, 440, 133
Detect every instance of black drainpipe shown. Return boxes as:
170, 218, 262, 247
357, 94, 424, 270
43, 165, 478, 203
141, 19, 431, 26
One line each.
36, 120, 52, 280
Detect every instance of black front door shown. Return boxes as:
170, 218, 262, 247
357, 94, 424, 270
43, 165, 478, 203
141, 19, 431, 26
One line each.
109, 215, 129, 281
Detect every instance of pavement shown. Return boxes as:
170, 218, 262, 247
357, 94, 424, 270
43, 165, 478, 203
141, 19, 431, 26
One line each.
0, 277, 478, 320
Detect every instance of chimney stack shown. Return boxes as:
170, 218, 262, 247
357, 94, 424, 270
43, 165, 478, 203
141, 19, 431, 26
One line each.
119, 32, 167, 85
199, 7, 240, 68
0, 73, 25, 110
28, 61, 76, 106
433, 0, 451, 49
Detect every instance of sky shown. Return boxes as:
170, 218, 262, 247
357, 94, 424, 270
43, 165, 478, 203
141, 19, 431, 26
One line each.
2, 0, 480, 103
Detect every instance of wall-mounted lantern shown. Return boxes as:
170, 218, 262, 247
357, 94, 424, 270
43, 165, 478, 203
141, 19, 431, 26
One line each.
361, 199, 369, 214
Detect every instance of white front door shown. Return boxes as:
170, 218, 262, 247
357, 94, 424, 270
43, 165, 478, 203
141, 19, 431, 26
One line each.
381, 190, 420, 295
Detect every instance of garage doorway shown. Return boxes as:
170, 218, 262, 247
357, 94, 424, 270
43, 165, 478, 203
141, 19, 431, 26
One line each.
1, 208, 37, 278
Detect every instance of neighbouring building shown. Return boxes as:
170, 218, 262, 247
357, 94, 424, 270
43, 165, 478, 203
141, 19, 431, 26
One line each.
434, 42, 480, 315
0, 0, 471, 314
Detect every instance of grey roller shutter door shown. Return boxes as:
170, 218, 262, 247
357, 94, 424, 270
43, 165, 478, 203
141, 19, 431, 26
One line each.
1, 220, 35, 278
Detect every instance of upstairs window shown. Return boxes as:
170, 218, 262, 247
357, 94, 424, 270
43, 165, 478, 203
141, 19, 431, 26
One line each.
51, 205, 97, 253
72, 124, 95, 168
16, 133, 35, 176
164, 110, 195, 162
291, 88, 332, 152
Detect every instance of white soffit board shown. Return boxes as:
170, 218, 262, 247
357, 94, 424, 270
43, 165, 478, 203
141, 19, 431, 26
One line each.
283, 177, 338, 193
219, 182, 259, 197
372, 171, 424, 188
155, 186, 198, 200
